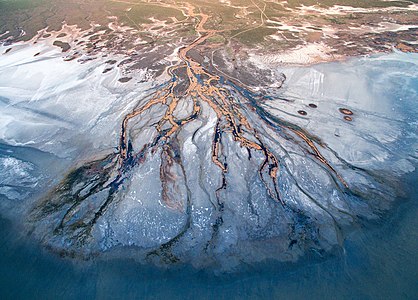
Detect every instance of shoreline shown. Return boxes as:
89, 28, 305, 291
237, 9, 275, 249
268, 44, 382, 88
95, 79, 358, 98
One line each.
0, 2, 417, 270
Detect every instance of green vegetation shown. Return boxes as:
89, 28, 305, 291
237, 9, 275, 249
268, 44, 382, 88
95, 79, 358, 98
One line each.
0, 0, 45, 11
0, 0, 416, 50
207, 34, 226, 44
327, 17, 346, 25
122, 3, 186, 25
233, 26, 277, 44
285, 0, 411, 8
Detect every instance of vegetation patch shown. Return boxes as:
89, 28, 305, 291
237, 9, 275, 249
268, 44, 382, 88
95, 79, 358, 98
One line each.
233, 26, 277, 44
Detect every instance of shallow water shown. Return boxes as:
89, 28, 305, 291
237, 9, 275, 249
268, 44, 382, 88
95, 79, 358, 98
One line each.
0, 49, 417, 298
0, 172, 416, 299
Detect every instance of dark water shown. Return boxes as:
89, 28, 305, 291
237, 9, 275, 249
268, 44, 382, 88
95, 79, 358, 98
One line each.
0, 171, 416, 299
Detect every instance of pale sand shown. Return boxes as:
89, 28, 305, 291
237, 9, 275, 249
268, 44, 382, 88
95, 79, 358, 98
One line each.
248, 43, 344, 67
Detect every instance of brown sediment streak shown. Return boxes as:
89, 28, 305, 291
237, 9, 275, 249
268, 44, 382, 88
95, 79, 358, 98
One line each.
116, 4, 346, 206
28, 2, 359, 254
212, 120, 227, 172
160, 145, 184, 211
47, 3, 347, 238
291, 129, 348, 188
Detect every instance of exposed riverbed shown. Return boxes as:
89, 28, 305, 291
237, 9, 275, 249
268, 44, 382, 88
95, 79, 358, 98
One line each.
0, 30, 417, 297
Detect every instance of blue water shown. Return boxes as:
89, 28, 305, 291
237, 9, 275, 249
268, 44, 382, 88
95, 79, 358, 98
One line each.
0, 171, 416, 299
1, 53, 417, 299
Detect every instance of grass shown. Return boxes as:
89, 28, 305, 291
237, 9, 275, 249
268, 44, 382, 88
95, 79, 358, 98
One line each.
285, 0, 411, 8
0, 0, 45, 11
207, 34, 226, 44
123, 3, 186, 25
232, 26, 278, 45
